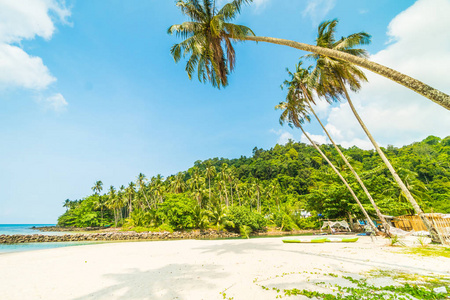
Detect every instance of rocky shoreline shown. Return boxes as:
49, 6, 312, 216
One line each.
0, 230, 239, 244
1, 227, 327, 244
31, 226, 108, 232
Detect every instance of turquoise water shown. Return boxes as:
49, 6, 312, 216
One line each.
0, 241, 95, 254
0, 224, 60, 235
0, 224, 93, 254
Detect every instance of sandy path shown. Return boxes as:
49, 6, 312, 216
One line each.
0, 236, 448, 299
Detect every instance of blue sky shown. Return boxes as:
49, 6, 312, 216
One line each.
0, 0, 449, 223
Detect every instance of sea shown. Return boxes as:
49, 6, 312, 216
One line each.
0, 224, 94, 254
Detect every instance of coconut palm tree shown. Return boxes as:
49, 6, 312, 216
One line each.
170, 172, 186, 194
284, 62, 391, 234
220, 163, 230, 206
63, 199, 70, 211
276, 91, 378, 233
136, 173, 151, 210
169, 1, 449, 109
107, 186, 118, 227
252, 179, 262, 213
234, 180, 242, 206
92, 180, 103, 195
151, 175, 165, 206
188, 167, 205, 206
227, 167, 236, 206
205, 162, 216, 201
168, 0, 255, 88
126, 182, 136, 217
92, 181, 105, 226
307, 19, 439, 242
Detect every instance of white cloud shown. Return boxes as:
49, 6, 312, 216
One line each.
321, 0, 450, 149
0, 0, 70, 101
310, 96, 331, 119
40, 93, 68, 112
0, 0, 69, 43
252, 0, 269, 9
302, 0, 336, 25
217, 0, 269, 11
271, 129, 294, 145
0, 44, 55, 90
300, 132, 328, 145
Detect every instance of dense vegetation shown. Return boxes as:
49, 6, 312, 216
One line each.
58, 135, 450, 232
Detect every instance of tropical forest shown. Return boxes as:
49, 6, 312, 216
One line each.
58, 135, 450, 234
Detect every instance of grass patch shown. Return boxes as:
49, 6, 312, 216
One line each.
402, 246, 450, 258
120, 225, 174, 233
255, 270, 450, 299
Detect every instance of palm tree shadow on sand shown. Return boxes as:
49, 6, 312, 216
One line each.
194, 240, 447, 275
72, 263, 227, 300
193, 240, 284, 256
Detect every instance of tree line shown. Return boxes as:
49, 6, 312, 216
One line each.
58, 135, 450, 233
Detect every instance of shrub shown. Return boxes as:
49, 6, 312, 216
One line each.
225, 206, 267, 233
293, 216, 321, 230
272, 211, 298, 231
129, 210, 156, 227
156, 194, 196, 229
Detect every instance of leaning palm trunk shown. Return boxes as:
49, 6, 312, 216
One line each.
338, 79, 440, 242
305, 99, 391, 235
241, 36, 450, 110
300, 125, 378, 233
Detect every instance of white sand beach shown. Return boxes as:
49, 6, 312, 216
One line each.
0, 236, 448, 300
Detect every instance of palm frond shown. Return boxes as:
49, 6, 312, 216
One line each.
334, 32, 371, 55
167, 22, 203, 39
210, 15, 225, 36
218, 0, 253, 19
223, 23, 255, 39
176, 0, 207, 22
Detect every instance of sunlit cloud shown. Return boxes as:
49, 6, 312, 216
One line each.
0, 0, 70, 110
320, 0, 450, 149
302, 0, 336, 26
40, 93, 68, 113
271, 129, 294, 145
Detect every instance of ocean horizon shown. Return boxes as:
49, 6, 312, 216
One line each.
0, 224, 57, 236
0, 224, 94, 254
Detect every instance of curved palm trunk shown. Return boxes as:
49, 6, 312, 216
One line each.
338, 80, 440, 242
300, 125, 378, 233
305, 99, 391, 235
241, 36, 450, 110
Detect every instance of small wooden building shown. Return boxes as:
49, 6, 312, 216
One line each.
392, 213, 450, 244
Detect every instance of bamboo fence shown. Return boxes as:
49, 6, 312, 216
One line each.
392, 214, 450, 245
